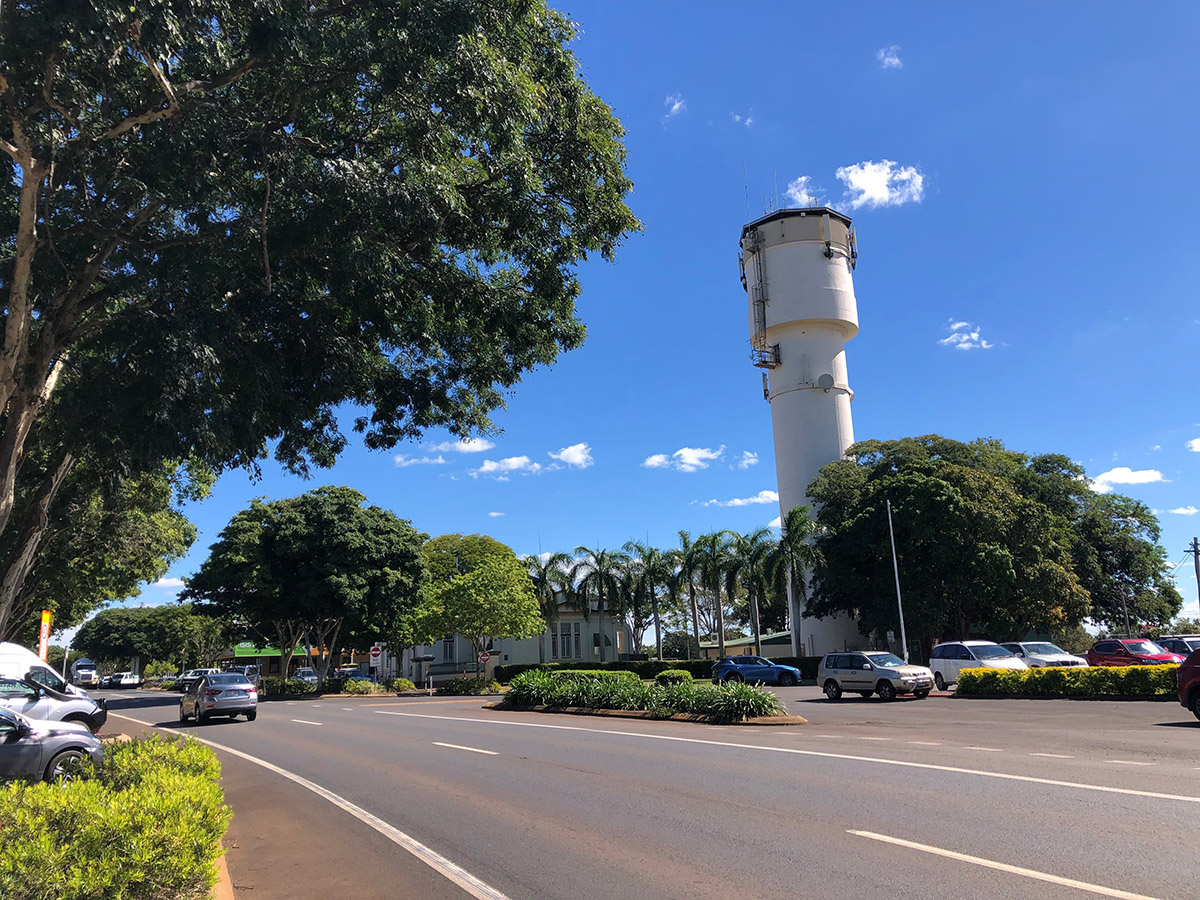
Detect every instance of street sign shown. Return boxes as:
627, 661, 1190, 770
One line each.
478, 651, 490, 664
886, 630, 895, 644
38, 610, 51, 661
369, 646, 382, 667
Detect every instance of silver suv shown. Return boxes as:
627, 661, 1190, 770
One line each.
817, 651, 935, 701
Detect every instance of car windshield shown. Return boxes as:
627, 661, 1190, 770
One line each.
1023, 643, 1066, 655
1186, 639, 1200, 651
1124, 640, 1166, 655
970, 645, 1015, 660
865, 653, 907, 667
26, 667, 68, 692
208, 675, 251, 686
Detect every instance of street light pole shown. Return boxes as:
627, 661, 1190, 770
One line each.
886, 500, 909, 662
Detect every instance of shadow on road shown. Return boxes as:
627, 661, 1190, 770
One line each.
1152, 720, 1200, 728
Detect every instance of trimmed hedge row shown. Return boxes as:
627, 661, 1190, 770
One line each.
0, 736, 230, 900
956, 665, 1178, 698
437, 677, 502, 696
504, 669, 784, 723
493, 656, 824, 684
655, 669, 694, 685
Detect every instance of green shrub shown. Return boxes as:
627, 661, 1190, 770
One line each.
504, 670, 784, 723
158, 679, 176, 692
956, 664, 1178, 698
0, 736, 230, 900
655, 669, 694, 685
437, 677, 501, 696
549, 669, 643, 686
258, 676, 318, 696
385, 677, 417, 692
343, 679, 386, 695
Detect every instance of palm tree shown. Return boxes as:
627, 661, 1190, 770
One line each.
522, 552, 572, 663
623, 539, 671, 659
677, 530, 705, 658
695, 531, 728, 658
571, 546, 627, 663
722, 527, 778, 656
769, 505, 819, 657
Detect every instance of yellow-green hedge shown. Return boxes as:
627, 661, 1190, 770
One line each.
0, 736, 231, 900
956, 665, 1178, 698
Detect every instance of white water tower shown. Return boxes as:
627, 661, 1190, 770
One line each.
738, 207, 863, 656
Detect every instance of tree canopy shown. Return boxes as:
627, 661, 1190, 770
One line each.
71, 603, 230, 670
183, 486, 428, 683
0, 0, 638, 637
421, 553, 543, 659
806, 435, 1181, 657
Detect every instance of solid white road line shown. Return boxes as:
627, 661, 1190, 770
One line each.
374, 711, 1200, 806
1107, 761, 1153, 766
848, 830, 1163, 900
433, 742, 498, 756
291, 719, 323, 726
1031, 753, 1074, 759
110, 714, 511, 900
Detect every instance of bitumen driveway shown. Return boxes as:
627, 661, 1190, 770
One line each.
100, 686, 1200, 900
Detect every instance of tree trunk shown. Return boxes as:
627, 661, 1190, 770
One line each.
597, 591, 606, 663
749, 585, 762, 656
650, 577, 662, 660
715, 589, 727, 658
0, 452, 75, 640
688, 582, 701, 660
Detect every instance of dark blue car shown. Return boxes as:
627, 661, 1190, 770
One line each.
711, 656, 801, 686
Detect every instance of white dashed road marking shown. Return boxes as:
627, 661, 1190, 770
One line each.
1030, 753, 1074, 759
1107, 761, 1153, 766
291, 719, 323, 726
433, 742, 498, 756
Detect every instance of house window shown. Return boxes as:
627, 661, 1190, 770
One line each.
557, 623, 571, 659
551, 628, 559, 660
442, 635, 454, 662
573, 623, 581, 659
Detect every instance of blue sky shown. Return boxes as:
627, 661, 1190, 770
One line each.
126, 2, 1199, 625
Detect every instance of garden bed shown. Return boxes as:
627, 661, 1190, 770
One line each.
955, 665, 1178, 700
486, 701, 806, 725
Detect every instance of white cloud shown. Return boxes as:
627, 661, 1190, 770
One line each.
643, 445, 725, 473
736, 451, 759, 470
835, 159, 924, 209
938, 318, 993, 351
471, 456, 543, 479
1169, 506, 1198, 516
767, 515, 782, 529
488, 511, 505, 518
394, 454, 447, 467
1188, 438, 1200, 452
877, 45, 903, 69
662, 93, 686, 124
152, 577, 185, 589
426, 438, 495, 454
784, 175, 822, 208
703, 489, 779, 508
730, 111, 755, 127
1090, 467, 1168, 494
549, 442, 593, 469
1151, 445, 1162, 451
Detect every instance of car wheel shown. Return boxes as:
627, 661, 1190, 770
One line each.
62, 713, 93, 732
179, 703, 188, 723
196, 709, 208, 726
823, 679, 842, 701
778, 673, 797, 687
913, 690, 930, 699
876, 681, 897, 702
45, 749, 84, 783
723, 673, 743, 684
1191, 691, 1200, 722
246, 710, 257, 722
934, 672, 947, 692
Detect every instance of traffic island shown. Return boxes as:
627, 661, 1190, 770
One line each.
484, 701, 807, 726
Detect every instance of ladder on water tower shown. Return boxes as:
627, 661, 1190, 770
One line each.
744, 229, 780, 369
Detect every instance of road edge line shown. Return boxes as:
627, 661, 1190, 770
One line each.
111, 713, 511, 900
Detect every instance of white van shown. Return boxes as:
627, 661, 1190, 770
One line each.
0, 642, 93, 700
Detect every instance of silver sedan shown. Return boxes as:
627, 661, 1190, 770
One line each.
0, 707, 104, 782
180, 674, 258, 723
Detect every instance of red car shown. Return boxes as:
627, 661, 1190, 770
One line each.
1086, 638, 1184, 667
1179, 650, 1200, 721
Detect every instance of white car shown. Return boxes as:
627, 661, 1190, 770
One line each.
928, 640, 1028, 691
1000, 641, 1088, 668
112, 672, 142, 688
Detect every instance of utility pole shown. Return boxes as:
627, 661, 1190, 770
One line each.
887, 500, 909, 662
1189, 537, 1200, 610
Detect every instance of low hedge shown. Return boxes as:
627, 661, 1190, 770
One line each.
259, 676, 317, 696
0, 736, 230, 900
504, 669, 784, 723
956, 665, 1178, 698
437, 677, 502, 696
548, 669, 642, 686
386, 677, 416, 692
655, 669, 694, 685
493, 656, 823, 684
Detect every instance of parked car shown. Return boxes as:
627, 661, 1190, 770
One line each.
1085, 639, 1184, 667
224, 665, 260, 686
177, 668, 221, 693
0, 676, 107, 733
1177, 649, 1200, 721
817, 651, 935, 701
711, 656, 801, 686
1156, 635, 1200, 657
335, 666, 371, 681
928, 641, 1028, 691
0, 707, 103, 783
999, 642, 1088, 668
293, 668, 318, 684
111, 672, 142, 688
179, 673, 258, 724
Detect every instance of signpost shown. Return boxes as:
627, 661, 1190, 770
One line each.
478, 651, 490, 665
37, 610, 52, 661
369, 646, 382, 668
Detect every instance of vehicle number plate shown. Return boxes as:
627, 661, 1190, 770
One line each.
226, 690, 245, 698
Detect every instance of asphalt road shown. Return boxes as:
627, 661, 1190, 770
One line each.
101, 686, 1200, 900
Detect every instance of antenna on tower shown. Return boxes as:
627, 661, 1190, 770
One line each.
744, 163, 749, 219
773, 169, 779, 209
